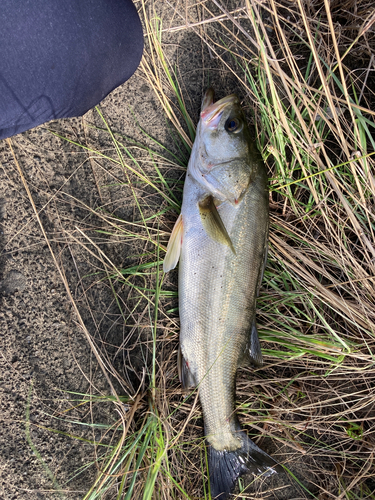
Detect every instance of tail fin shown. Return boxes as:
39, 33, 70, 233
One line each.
208, 431, 282, 500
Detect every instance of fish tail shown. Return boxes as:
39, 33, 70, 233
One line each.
208, 432, 281, 500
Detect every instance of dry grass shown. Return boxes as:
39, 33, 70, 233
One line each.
140, 3, 375, 496
6, 0, 375, 498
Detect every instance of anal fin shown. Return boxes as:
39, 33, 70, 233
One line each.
178, 345, 196, 389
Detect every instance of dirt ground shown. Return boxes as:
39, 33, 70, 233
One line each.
1, 2, 373, 500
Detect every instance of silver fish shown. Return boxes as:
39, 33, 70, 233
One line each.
164, 89, 281, 499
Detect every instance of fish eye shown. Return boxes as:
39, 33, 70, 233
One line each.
225, 118, 242, 133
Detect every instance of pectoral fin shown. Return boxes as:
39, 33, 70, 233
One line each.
178, 345, 196, 389
163, 214, 183, 272
198, 195, 235, 254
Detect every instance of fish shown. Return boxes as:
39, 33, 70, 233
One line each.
163, 89, 281, 499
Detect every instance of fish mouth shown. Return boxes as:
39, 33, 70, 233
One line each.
200, 91, 239, 128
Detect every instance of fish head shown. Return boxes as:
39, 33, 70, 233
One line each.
191, 89, 255, 204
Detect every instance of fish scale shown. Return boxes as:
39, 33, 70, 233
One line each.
164, 89, 281, 499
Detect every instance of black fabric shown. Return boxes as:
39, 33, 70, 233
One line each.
0, 0, 143, 139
